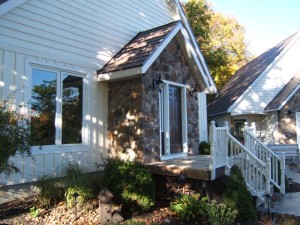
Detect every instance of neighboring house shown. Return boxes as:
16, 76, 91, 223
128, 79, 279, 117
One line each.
208, 31, 300, 145
0, 0, 216, 185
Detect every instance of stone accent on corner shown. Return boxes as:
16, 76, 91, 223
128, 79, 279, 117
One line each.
107, 38, 203, 163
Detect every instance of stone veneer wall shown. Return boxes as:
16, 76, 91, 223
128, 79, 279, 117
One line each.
107, 38, 201, 163
277, 89, 300, 144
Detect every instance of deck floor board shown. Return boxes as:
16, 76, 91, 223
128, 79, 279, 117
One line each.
146, 155, 212, 180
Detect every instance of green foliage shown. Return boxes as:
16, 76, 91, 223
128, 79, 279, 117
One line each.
34, 176, 64, 207
63, 162, 94, 208
199, 141, 210, 155
222, 165, 256, 221
184, 0, 251, 90
0, 97, 32, 175
29, 206, 41, 218
170, 193, 207, 222
102, 158, 155, 211
207, 199, 238, 225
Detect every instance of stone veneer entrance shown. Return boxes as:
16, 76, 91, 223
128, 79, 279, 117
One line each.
107, 38, 202, 163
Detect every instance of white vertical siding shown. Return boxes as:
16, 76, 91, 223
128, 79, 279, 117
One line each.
0, 45, 108, 185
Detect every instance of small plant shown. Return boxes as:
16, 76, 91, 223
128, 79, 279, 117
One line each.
63, 162, 94, 208
222, 165, 256, 221
207, 199, 238, 225
102, 158, 155, 211
34, 176, 64, 206
170, 193, 207, 222
199, 141, 210, 155
29, 206, 41, 218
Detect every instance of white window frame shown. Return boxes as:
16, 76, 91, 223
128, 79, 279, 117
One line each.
160, 80, 188, 160
25, 60, 88, 155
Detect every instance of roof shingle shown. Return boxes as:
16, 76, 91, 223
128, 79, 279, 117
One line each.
98, 21, 179, 74
265, 72, 300, 110
207, 32, 299, 116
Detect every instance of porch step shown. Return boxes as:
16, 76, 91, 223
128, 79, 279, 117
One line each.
268, 144, 299, 158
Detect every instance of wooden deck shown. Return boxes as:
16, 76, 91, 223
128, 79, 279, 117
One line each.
146, 155, 214, 180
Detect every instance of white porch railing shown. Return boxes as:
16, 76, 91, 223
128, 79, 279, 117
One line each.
209, 121, 274, 201
244, 122, 285, 194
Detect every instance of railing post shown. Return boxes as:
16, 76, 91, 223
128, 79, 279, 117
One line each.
209, 121, 216, 180
251, 122, 256, 135
279, 153, 286, 194
243, 122, 248, 149
265, 158, 271, 195
224, 121, 229, 167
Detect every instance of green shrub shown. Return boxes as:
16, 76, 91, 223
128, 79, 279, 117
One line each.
207, 199, 238, 225
63, 162, 94, 208
0, 97, 32, 175
170, 193, 207, 222
199, 141, 210, 155
222, 165, 256, 221
34, 176, 64, 206
102, 158, 155, 211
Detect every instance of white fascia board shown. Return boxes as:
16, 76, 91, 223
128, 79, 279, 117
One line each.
141, 22, 183, 73
228, 34, 300, 113
274, 83, 300, 111
231, 111, 267, 116
179, 28, 211, 90
0, 0, 28, 16
174, 0, 217, 94
97, 67, 142, 81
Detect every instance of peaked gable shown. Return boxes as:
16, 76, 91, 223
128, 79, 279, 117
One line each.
208, 32, 299, 116
98, 20, 214, 92
265, 72, 300, 111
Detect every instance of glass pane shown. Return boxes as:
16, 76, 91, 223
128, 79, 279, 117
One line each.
31, 68, 57, 145
62, 74, 83, 144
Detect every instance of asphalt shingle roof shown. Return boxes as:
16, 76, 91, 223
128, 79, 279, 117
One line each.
265, 72, 300, 110
98, 21, 179, 74
207, 32, 299, 116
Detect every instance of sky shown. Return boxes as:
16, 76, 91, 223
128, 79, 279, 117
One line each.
208, 0, 299, 56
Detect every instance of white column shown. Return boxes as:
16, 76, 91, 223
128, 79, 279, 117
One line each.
198, 92, 208, 142
209, 121, 216, 180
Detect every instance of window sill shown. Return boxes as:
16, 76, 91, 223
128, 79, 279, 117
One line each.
31, 144, 88, 155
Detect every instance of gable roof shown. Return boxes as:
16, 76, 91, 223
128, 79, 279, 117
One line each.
98, 20, 216, 93
207, 32, 299, 116
265, 72, 300, 111
98, 21, 178, 75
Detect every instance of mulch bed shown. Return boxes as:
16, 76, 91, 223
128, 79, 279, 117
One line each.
0, 196, 300, 225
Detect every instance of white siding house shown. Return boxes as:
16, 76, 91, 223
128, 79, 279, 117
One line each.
0, 0, 216, 185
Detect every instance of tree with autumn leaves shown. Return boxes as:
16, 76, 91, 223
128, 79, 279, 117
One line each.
184, 0, 251, 90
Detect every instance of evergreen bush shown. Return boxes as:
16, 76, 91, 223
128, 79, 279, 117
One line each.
199, 141, 210, 155
222, 165, 256, 222
102, 158, 155, 211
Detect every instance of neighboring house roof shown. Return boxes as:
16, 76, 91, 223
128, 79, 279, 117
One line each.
98, 21, 178, 74
265, 72, 300, 111
98, 20, 216, 93
207, 32, 299, 116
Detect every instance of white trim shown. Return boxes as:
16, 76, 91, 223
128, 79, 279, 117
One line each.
274, 83, 300, 111
97, 67, 142, 81
0, 0, 28, 16
198, 92, 208, 142
141, 22, 183, 73
26, 60, 88, 154
228, 34, 300, 113
174, 0, 217, 93
160, 80, 188, 160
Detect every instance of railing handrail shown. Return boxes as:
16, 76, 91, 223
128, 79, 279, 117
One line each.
227, 132, 265, 168
246, 131, 280, 159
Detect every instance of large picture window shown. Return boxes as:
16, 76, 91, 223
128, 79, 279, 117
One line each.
30, 68, 84, 146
